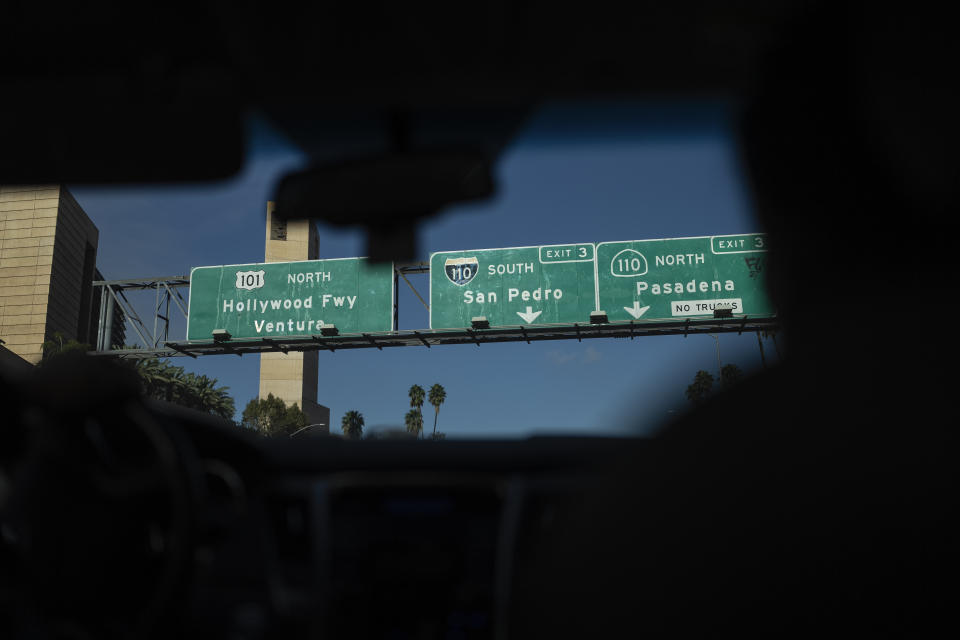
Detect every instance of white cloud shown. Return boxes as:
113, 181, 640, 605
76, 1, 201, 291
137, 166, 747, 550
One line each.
546, 350, 578, 365
545, 346, 603, 365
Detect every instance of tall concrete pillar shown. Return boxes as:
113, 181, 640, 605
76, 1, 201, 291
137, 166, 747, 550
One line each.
258, 202, 330, 432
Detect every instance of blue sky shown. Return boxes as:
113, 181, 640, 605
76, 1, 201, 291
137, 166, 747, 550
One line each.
71, 101, 776, 438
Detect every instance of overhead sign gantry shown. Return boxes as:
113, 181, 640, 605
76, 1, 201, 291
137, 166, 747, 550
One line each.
93, 233, 776, 359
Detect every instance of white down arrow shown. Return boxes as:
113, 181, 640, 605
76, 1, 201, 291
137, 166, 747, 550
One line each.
624, 301, 650, 319
516, 306, 543, 324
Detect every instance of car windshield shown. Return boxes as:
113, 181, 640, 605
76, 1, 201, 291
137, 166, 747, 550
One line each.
66, 100, 771, 439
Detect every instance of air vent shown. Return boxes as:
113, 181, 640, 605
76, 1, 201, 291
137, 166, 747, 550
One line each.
266, 493, 314, 588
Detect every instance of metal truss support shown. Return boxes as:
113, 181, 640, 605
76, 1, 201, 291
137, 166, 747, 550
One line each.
393, 261, 428, 329
92, 276, 189, 351
90, 317, 780, 360
398, 270, 429, 311
86, 266, 780, 362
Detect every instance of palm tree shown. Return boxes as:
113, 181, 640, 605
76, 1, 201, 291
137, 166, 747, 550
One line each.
190, 374, 234, 419
341, 410, 364, 440
180, 371, 200, 408
408, 384, 426, 439
131, 358, 235, 420
133, 358, 169, 394
404, 409, 423, 438
39, 331, 90, 364
428, 384, 446, 438
756, 330, 767, 369
209, 386, 235, 420
761, 327, 782, 361
193, 375, 218, 408
164, 364, 186, 402
408, 384, 425, 411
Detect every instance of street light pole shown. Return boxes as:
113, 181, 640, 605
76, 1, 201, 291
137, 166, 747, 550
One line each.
707, 334, 722, 378
289, 423, 326, 438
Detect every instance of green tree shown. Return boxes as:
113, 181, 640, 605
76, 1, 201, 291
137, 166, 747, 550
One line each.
131, 357, 235, 420
341, 410, 365, 440
685, 370, 715, 406
720, 364, 743, 389
404, 409, 423, 439
428, 383, 446, 438
39, 331, 90, 365
240, 393, 307, 437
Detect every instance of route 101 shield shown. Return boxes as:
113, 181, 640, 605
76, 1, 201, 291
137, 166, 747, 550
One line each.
444, 257, 479, 286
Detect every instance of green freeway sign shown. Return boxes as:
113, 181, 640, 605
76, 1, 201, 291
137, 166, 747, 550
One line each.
595, 234, 774, 323
430, 243, 598, 329
187, 258, 394, 340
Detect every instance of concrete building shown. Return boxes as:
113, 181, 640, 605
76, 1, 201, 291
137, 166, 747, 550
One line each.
0, 185, 103, 364
258, 202, 330, 432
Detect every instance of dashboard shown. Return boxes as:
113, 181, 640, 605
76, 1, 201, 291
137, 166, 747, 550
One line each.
2, 353, 955, 639
0, 355, 645, 639
191, 422, 629, 639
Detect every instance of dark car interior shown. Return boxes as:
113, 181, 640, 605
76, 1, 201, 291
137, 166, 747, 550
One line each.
1, 2, 956, 638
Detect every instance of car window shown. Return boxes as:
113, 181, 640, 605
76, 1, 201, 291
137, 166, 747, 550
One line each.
69, 100, 772, 438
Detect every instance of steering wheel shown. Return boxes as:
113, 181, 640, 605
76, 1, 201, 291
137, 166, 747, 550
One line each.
0, 355, 200, 639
